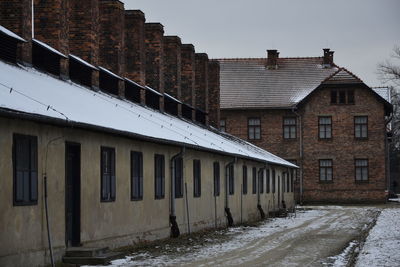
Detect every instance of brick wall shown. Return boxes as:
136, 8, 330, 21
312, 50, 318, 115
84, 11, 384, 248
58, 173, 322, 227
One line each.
300, 85, 387, 203
163, 36, 182, 99
125, 10, 146, 86
99, 0, 125, 76
195, 53, 209, 120
34, 0, 69, 75
69, 0, 99, 66
221, 85, 387, 203
0, 0, 32, 63
208, 60, 220, 128
181, 44, 196, 108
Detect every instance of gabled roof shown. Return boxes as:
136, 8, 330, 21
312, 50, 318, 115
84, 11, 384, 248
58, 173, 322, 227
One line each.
321, 67, 364, 84
0, 60, 296, 168
217, 57, 338, 109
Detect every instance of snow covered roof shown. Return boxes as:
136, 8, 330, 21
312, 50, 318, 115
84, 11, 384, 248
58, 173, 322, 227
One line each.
164, 93, 182, 104
0, 25, 26, 42
98, 66, 123, 80
372, 87, 390, 102
32, 39, 67, 58
0, 60, 296, 168
69, 54, 98, 70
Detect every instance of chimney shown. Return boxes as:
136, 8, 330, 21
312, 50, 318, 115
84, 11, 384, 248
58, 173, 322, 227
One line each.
99, 0, 125, 97
208, 60, 220, 128
125, 10, 146, 103
163, 36, 182, 116
181, 44, 196, 120
195, 53, 209, 125
34, 0, 69, 77
0, 0, 32, 63
145, 22, 165, 110
69, 0, 100, 88
323, 48, 334, 67
267, 49, 279, 69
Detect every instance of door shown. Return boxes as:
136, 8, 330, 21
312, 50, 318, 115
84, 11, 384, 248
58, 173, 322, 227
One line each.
65, 142, 81, 247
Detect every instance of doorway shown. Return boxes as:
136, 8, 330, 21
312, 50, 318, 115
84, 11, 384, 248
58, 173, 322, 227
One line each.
65, 142, 81, 247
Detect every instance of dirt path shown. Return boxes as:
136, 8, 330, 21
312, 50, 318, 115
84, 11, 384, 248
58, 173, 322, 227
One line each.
100, 206, 380, 267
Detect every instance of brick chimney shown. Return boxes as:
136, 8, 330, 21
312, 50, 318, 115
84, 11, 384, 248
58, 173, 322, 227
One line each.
34, 0, 69, 76
163, 36, 182, 115
208, 60, 220, 128
145, 22, 164, 110
69, 0, 100, 88
323, 48, 334, 67
0, 0, 32, 63
267, 49, 279, 69
99, 0, 125, 97
125, 10, 146, 103
181, 44, 196, 120
195, 53, 209, 125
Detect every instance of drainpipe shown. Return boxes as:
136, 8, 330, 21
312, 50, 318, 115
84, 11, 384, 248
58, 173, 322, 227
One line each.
292, 106, 303, 204
257, 167, 266, 219
225, 158, 236, 226
170, 147, 185, 238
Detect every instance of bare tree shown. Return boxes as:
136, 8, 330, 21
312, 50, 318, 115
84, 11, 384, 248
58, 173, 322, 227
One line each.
379, 46, 400, 149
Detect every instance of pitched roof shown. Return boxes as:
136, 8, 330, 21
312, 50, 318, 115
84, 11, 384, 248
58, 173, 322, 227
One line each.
217, 57, 338, 109
0, 60, 296, 168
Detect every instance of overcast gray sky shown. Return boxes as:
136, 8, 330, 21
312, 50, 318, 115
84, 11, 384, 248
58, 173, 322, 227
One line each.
122, 0, 399, 86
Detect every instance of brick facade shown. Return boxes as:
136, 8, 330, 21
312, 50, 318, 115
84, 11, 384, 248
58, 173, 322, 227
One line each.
0, 0, 32, 63
208, 60, 220, 128
125, 10, 146, 86
181, 44, 196, 108
195, 53, 209, 123
163, 36, 182, 99
221, 84, 388, 203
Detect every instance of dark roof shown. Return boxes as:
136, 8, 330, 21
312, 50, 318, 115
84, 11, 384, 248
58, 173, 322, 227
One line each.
217, 57, 338, 109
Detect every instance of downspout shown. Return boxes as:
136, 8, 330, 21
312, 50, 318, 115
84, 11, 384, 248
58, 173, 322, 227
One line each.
292, 106, 303, 204
225, 158, 236, 227
257, 167, 266, 219
170, 147, 185, 238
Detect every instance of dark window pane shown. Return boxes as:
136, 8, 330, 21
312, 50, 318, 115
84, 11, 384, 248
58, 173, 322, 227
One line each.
193, 160, 201, 197
228, 164, 234, 195
339, 90, 346, 104
331, 90, 337, 104
175, 157, 183, 198
242, 166, 248, 195
252, 167, 257, 194
214, 162, 220, 196
348, 90, 355, 104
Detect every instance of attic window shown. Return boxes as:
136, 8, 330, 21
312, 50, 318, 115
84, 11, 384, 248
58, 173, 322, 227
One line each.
32, 39, 66, 76
164, 93, 181, 116
182, 103, 194, 121
145, 86, 162, 110
0, 26, 26, 63
125, 79, 143, 103
331, 89, 355, 105
69, 55, 97, 88
195, 108, 206, 125
99, 67, 122, 96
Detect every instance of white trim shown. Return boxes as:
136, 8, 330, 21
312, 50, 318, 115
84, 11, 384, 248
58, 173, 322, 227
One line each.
0, 26, 26, 42
144, 86, 163, 96
32, 39, 67, 58
69, 54, 98, 70
98, 66, 123, 80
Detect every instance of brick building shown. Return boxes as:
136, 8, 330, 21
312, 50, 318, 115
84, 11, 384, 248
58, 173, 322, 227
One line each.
217, 49, 392, 203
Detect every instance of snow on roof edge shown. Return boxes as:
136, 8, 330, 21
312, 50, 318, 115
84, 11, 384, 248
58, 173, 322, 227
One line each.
98, 66, 123, 80
69, 54, 98, 70
0, 25, 26, 42
32, 39, 68, 58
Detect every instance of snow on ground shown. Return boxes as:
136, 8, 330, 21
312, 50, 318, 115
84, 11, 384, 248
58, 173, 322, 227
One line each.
85, 206, 380, 267
355, 208, 400, 267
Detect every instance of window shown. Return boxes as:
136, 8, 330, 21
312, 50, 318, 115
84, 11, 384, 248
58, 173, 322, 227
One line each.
286, 172, 290, 192
228, 164, 234, 195
193, 160, 201, 197
283, 117, 296, 139
220, 119, 226, 132
131, 151, 143, 200
266, 169, 270, 193
272, 169, 276, 193
331, 89, 355, 104
355, 159, 368, 181
355, 116, 368, 139
252, 167, 257, 194
213, 162, 220, 197
101, 147, 116, 202
13, 134, 38, 206
154, 154, 165, 199
248, 118, 261, 140
242, 166, 248, 195
258, 169, 264, 194
174, 157, 183, 198
319, 159, 333, 182
290, 169, 294, 193
319, 116, 332, 139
